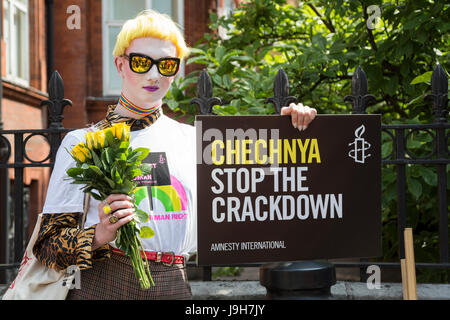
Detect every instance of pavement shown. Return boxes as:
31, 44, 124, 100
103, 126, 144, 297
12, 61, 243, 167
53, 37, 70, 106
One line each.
190, 280, 450, 300
1, 281, 449, 300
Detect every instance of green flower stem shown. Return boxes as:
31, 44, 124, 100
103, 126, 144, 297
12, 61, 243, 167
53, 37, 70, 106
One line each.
121, 223, 151, 289
135, 233, 155, 286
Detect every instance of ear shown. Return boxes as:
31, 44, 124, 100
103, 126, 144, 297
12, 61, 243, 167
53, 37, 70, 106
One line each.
114, 56, 126, 79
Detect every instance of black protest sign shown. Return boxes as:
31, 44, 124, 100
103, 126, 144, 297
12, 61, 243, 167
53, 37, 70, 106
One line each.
135, 152, 171, 210
195, 114, 382, 266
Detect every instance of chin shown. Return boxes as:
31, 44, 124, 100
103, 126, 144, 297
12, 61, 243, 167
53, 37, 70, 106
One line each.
139, 95, 163, 107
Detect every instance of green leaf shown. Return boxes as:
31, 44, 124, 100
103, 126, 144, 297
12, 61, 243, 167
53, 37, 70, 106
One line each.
139, 163, 152, 176
410, 71, 432, 85
223, 74, 232, 89
104, 148, 114, 164
91, 151, 103, 169
381, 141, 393, 158
89, 165, 103, 176
118, 179, 134, 194
418, 167, 437, 186
128, 147, 150, 163
135, 209, 149, 223
139, 226, 155, 239
405, 94, 425, 107
105, 130, 115, 147
104, 176, 116, 189
215, 45, 226, 63
119, 141, 130, 149
67, 167, 84, 177
407, 177, 422, 200
88, 191, 103, 201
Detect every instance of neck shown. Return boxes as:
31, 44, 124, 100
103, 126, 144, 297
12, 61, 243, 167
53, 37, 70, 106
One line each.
114, 93, 162, 119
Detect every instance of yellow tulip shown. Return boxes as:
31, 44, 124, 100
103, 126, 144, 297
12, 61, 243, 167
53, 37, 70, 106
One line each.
85, 132, 95, 150
111, 123, 122, 140
76, 142, 91, 159
123, 124, 130, 141
111, 122, 129, 141
71, 144, 87, 162
70, 150, 84, 162
80, 144, 92, 159
94, 130, 106, 148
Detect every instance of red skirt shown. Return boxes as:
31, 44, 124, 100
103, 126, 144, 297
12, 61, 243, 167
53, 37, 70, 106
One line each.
66, 252, 192, 300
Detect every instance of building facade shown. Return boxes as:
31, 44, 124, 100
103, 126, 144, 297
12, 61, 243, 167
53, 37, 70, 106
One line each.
0, 0, 234, 271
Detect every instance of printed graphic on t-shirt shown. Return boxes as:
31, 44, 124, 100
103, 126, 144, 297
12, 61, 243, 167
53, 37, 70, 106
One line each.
133, 152, 188, 221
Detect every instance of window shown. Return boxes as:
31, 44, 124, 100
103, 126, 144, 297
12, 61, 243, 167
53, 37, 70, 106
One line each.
102, 0, 184, 96
3, 0, 29, 86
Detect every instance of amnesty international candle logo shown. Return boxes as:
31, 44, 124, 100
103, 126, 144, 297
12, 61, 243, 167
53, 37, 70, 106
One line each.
348, 124, 372, 163
195, 114, 382, 266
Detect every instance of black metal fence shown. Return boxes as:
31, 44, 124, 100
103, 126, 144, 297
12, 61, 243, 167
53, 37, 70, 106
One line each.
0, 71, 72, 281
191, 64, 449, 281
0, 65, 448, 284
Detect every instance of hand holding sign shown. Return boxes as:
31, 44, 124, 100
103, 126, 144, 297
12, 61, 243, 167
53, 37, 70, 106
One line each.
280, 103, 317, 131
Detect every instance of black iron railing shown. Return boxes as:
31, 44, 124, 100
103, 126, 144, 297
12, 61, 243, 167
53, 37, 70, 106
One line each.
0, 65, 448, 284
191, 65, 449, 280
0, 72, 71, 279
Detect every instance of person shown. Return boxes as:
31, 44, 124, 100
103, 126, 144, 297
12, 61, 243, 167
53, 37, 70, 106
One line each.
32, 9, 317, 300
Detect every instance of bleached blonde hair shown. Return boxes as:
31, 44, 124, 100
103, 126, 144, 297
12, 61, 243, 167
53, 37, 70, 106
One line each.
112, 9, 190, 60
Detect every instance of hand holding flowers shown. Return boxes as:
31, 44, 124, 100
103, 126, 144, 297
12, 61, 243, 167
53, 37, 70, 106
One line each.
66, 122, 155, 289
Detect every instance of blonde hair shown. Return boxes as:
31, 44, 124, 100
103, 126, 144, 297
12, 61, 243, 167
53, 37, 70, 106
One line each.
112, 10, 190, 60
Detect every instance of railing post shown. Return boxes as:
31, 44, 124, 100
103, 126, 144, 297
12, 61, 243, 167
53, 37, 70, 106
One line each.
40, 70, 72, 164
395, 127, 407, 260
266, 68, 297, 113
344, 66, 376, 114
190, 69, 222, 115
13, 133, 25, 262
0, 136, 10, 282
425, 64, 449, 263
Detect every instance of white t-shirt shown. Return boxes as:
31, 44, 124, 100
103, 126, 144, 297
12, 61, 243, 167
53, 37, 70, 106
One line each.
42, 114, 197, 259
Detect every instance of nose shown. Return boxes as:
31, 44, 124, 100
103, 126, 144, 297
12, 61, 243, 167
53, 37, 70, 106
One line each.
145, 64, 160, 83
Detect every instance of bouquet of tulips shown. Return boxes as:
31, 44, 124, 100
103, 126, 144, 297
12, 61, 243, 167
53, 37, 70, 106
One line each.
66, 122, 155, 289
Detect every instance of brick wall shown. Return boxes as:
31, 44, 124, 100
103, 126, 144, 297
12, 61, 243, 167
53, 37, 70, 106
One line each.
0, 0, 50, 228
184, 0, 217, 75
53, 0, 89, 129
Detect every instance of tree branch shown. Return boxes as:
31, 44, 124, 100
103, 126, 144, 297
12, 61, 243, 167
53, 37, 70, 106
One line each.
361, 3, 378, 51
306, 4, 336, 33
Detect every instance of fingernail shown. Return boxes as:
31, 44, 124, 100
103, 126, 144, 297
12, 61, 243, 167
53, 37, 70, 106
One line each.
103, 205, 112, 215
293, 123, 297, 128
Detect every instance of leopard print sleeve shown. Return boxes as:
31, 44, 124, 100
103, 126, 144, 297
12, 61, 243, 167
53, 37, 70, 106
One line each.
32, 212, 111, 271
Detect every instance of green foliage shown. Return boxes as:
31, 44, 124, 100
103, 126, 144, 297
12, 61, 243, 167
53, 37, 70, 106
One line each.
166, 0, 450, 282
167, 0, 449, 120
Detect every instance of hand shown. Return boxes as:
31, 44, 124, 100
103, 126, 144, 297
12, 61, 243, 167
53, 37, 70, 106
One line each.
92, 194, 135, 251
280, 102, 317, 131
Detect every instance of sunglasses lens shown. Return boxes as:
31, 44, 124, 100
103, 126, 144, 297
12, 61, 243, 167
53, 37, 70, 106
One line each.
131, 55, 151, 73
158, 59, 179, 76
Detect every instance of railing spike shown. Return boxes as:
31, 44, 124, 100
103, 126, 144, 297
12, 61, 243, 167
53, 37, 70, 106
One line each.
344, 66, 375, 114
424, 64, 448, 123
41, 70, 72, 128
266, 69, 297, 114
190, 69, 222, 115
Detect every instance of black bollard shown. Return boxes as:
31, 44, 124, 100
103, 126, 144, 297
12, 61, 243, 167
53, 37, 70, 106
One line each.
260, 261, 336, 300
